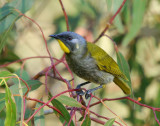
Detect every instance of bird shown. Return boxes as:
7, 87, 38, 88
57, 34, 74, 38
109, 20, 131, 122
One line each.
49, 31, 131, 99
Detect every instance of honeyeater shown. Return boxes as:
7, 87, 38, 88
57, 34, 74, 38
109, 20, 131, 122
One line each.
49, 31, 131, 99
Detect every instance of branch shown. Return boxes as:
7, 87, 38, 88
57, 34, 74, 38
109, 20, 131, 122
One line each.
90, 96, 160, 111
26, 97, 63, 116
25, 89, 78, 123
89, 96, 160, 125
93, 0, 127, 43
14, 9, 55, 69
59, 0, 70, 31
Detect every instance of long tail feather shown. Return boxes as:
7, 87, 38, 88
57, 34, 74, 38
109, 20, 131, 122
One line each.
113, 77, 131, 95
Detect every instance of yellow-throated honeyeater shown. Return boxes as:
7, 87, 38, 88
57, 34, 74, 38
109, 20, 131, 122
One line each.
50, 32, 131, 99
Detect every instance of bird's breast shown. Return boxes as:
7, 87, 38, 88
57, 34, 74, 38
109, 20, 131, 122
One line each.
65, 54, 114, 84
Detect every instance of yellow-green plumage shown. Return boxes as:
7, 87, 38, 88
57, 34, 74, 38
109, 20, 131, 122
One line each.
113, 77, 131, 95
87, 42, 131, 94
50, 31, 131, 95
87, 42, 127, 80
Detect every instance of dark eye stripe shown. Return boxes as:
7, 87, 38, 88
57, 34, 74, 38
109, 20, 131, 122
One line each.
67, 36, 72, 40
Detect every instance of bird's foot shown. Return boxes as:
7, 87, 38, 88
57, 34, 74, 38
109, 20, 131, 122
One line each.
76, 85, 85, 96
75, 81, 91, 96
76, 90, 85, 96
85, 90, 92, 99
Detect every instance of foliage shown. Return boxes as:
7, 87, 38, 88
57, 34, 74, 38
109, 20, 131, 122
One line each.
0, 0, 160, 126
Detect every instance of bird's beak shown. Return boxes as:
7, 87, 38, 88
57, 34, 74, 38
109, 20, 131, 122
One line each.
49, 34, 70, 53
49, 34, 59, 39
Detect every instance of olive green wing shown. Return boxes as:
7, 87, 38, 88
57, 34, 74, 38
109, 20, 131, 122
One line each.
87, 42, 127, 80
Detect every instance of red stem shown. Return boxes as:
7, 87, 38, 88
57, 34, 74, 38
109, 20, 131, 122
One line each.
90, 96, 160, 111
26, 97, 63, 116
89, 110, 123, 126
0, 56, 58, 68
25, 89, 77, 123
68, 108, 76, 126
153, 110, 160, 125
15, 10, 55, 69
59, 0, 70, 31
109, 0, 127, 24
93, 0, 127, 43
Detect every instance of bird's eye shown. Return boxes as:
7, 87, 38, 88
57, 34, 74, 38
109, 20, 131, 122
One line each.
67, 36, 72, 41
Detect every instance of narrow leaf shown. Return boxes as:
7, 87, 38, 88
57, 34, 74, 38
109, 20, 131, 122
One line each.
0, 93, 5, 112
0, 6, 14, 20
104, 118, 115, 126
82, 115, 91, 126
0, 14, 18, 53
50, 98, 74, 126
0, 0, 35, 34
112, 0, 124, 33
7, 0, 35, 13
116, 52, 131, 88
122, 0, 147, 46
4, 80, 16, 126
34, 102, 45, 126
0, 109, 5, 126
0, 0, 35, 53
14, 69, 30, 81
56, 95, 82, 107
10, 79, 42, 95
0, 71, 11, 86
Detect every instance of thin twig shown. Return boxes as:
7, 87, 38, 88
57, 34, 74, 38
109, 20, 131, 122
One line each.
59, 0, 70, 31
93, 95, 127, 126
26, 97, 63, 116
25, 89, 79, 123
93, 0, 127, 43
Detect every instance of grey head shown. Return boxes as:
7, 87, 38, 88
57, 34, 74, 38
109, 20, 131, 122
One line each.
49, 31, 87, 55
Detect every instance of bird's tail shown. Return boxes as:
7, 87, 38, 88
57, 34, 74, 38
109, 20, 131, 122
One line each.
113, 77, 131, 95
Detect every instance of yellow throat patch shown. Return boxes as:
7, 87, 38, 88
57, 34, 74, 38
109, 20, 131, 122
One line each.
57, 39, 70, 53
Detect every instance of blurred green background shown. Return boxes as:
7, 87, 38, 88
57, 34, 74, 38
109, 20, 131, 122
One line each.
0, 0, 160, 126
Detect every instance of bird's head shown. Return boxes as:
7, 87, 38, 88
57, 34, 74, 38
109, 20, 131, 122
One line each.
49, 31, 87, 54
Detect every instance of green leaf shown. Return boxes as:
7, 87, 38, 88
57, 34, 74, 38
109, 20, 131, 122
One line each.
50, 98, 74, 126
0, 109, 5, 126
0, 18, 16, 53
116, 52, 132, 89
24, 108, 33, 120
0, 8, 19, 34
0, 93, 5, 112
106, 0, 112, 12
0, 6, 14, 20
114, 15, 124, 33
116, 51, 134, 104
0, 0, 35, 53
0, 8, 19, 53
5, 84, 16, 126
34, 102, 45, 126
11, 70, 41, 95
112, 0, 124, 33
7, 0, 35, 13
26, 80, 42, 90
14, 96, 22, 121
104, 118, 115, 126
10, 79, 42, 95
56, 95, 82, 108
0, 49, 20, 64
14, 69, 30, 81
18, 73, 24, 126
0, 119, 4, 126
0, 71, 11, 86
154, 86, 160, 126
11, 69, 30, 93
0, 0, 35, 33
106, 0, 124, 33
82, 115, 91, 126
122, 0, 147, 46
